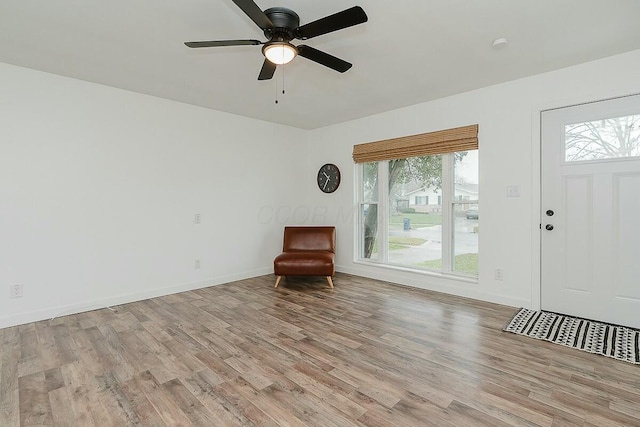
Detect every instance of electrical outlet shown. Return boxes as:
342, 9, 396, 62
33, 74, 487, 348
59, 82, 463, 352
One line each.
9, 284, 23, 298
194, 214, 201, 224
194, 259, 201, 269
494, 269, 503, 281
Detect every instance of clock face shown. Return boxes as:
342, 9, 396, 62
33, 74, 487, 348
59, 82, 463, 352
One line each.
317, 163, 341, 193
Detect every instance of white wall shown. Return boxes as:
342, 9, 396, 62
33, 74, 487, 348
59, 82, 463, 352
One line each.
306, 49, 640, 308
3, 50, 640, 328
0, 63, 306, 328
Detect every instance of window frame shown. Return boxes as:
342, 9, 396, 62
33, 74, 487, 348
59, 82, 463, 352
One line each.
355, 151, 478, 278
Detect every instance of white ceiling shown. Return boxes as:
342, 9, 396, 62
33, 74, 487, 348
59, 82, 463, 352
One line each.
2, 0, 640, 129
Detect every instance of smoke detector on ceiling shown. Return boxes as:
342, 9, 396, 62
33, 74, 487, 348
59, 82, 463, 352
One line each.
492, 37, 508, 48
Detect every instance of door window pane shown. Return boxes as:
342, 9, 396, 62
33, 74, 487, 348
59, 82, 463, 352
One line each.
565, 114, 640, 162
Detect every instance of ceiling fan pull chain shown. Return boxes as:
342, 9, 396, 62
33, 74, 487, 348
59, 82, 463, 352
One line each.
275, 69, 279, 104
282, 66, 286, 95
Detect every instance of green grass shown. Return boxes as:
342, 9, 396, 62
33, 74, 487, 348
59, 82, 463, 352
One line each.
415, 253, 478, 275
389, 213, 441, 229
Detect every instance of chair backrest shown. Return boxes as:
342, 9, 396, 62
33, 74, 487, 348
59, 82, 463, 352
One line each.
283, 226, 336, 253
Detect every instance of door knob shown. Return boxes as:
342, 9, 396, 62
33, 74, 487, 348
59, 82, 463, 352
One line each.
545, 224, 554, 231
546, 210, 554, 216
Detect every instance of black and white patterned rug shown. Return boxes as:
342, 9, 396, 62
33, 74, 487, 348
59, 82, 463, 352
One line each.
503, 308, 640, 364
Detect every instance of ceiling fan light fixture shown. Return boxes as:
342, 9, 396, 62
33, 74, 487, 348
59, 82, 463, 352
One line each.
263, 41, 297, 65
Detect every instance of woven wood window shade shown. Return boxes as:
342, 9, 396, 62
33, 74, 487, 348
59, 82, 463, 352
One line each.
352, 124, 478, 163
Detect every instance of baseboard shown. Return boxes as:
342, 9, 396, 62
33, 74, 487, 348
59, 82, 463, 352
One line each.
1, 264, 527, 329
0, 267, 272, 329
335, 264, 529, 309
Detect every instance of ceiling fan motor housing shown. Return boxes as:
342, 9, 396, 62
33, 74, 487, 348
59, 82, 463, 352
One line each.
263, 7, 299, 41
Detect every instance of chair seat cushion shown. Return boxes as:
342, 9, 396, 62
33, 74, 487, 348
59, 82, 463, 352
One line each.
274, 251, 335, 276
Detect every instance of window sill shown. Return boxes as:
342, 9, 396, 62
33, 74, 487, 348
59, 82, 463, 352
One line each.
352, 259, 478, 284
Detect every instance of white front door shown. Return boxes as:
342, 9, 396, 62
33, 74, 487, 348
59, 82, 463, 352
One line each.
541, 94, 640, 328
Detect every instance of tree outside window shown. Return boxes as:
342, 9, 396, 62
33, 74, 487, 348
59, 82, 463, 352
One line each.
565, 114, 640, 162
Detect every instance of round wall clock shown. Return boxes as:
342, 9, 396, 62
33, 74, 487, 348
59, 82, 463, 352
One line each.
317, 163, 341, 193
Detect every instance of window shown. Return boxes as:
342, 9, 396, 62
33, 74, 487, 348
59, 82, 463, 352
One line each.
564, 114, 640, 162
353, 125, 479, 277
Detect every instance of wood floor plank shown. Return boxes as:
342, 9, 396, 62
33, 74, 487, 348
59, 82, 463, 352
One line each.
59, 363, 100, 426
224, 355, 275, 391
94, 370, 142, 426
133, 370, 192, 426
446, 400, 515, 427
34, 321, 62, 372
263, 378, 361, 427
2, 272, 640, 426
282, 366, 366, 420
0, 327, 20, 426
118, 377, 168, 426
18, 371, 53, 426
43, 367, 65, 393
221, 376, 306, 426
212, 377, 281, 427
48, 387, 75, 426
161, 378, 221, 425
182, 370, 255, 426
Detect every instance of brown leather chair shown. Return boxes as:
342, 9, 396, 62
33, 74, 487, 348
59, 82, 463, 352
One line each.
273, 226, 336, 288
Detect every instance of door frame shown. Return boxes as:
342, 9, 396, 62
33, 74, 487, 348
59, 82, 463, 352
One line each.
531, 91, 640, 312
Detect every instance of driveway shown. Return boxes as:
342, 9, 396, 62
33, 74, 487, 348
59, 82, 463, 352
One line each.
389, 217, 478, 264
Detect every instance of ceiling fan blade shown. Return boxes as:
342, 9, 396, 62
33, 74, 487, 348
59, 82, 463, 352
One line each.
297, 45, 352, 73
258, 59, 277, 80
295, 6, 367, 40
184, 39, 262, 48
231, 0, 273, 30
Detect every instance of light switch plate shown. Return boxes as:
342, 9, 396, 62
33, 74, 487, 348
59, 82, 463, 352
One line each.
506, 185, 521, 197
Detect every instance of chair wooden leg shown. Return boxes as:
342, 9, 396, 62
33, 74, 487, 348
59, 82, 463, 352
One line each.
274, 276, 282, 288
326, 276, 334, 289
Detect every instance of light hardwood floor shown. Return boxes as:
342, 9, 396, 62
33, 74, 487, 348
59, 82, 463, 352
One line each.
1, 273, 639, 426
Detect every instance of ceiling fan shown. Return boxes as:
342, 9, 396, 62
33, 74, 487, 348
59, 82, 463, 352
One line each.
184, 0, 368, 80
